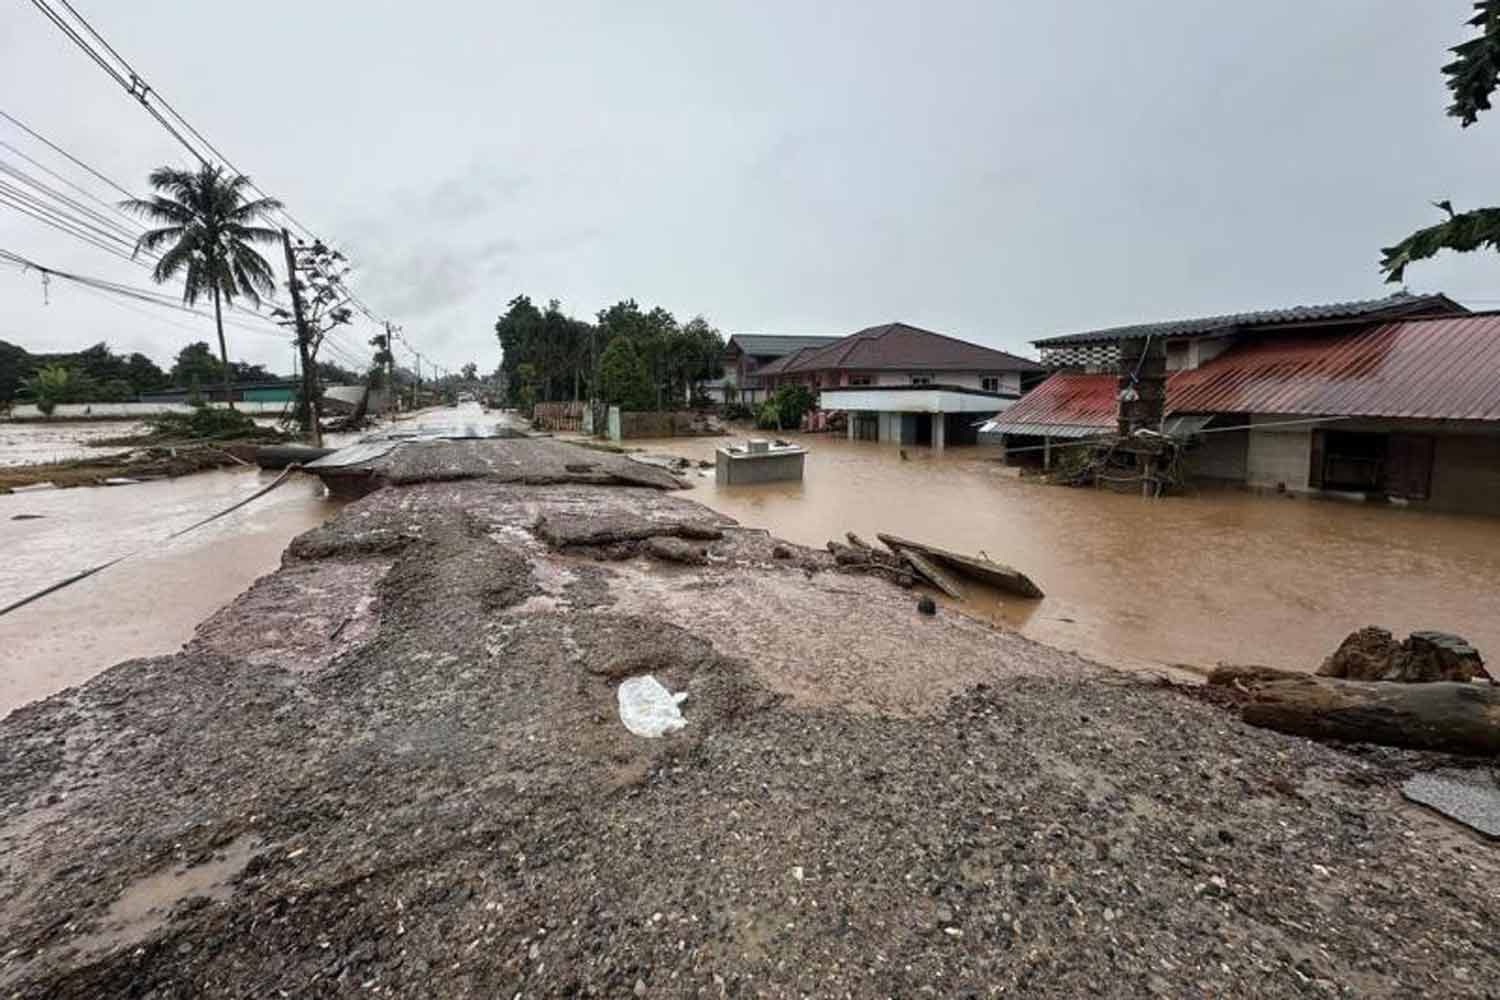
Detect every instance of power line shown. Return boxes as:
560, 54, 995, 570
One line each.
0, 188, 137, 261
23, 2, 420, 361
0, 139, 144, 236
0, 107, 136, 199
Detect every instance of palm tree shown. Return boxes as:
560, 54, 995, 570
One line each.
122, 165, 282, 408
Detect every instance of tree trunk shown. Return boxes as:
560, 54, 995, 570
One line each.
1207, 665, 1500, 756
212, 285, 235, 410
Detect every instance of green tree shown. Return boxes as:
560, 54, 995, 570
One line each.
172, 341, 225, 387
124, 352, 169, 392
0, 340, 27, 405
755, 384, 815, 430
122, 164, 282, 406
461, 361, 478, 382
23, 365, 75, 415
1381, 3, 1500, 280
598, 337, 654, 411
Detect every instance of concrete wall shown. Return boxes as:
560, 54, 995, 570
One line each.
1426, 434, 1500, 515
617, 410, 724, 439
1245, 415, 1313, 491
1185, 426, 1249, 480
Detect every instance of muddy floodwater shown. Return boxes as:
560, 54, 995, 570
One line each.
0, 468, 339, 717
632, 432, 1500, 675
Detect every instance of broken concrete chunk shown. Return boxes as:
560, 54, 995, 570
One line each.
1402, 769, 1500, 840
617, 675, 688, 738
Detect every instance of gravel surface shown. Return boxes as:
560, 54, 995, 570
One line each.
2, 438, 1498, 997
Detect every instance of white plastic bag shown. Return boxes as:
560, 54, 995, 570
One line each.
617, 675, 688, 738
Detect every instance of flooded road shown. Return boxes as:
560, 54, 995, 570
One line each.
0, 468, 339, 717
632, 432, 1500, 675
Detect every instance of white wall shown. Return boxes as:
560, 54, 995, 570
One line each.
1245, 414, 1313, 491
5, 400, 290, 420
867, 371, 1019, 392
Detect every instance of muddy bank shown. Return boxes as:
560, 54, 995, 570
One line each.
1, 438, 1497, 997
0, 445, 258, 493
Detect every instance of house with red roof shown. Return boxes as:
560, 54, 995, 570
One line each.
754, 322, 1043, 448
982, 292, 1500, 515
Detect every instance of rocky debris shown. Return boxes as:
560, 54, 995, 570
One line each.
826, 540, 914, 588
3, 477, 1499, 996
1318, 626, 1490, 683
642, 536, 708, 566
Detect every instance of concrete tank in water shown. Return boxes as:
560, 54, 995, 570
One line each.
715, 440, 807, 485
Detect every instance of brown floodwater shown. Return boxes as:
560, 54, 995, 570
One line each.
0, 468, 339, 717
629, 432, 1500, 676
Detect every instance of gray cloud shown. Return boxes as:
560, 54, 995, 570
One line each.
4, 0, 1500, 376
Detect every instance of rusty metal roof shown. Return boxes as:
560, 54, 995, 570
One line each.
1170, 314, 1500, 420
987, 313, 1500, 432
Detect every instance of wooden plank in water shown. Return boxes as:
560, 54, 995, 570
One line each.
876, 532, 1044, 599
891, 546, 964, 600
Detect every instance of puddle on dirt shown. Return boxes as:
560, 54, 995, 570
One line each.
624, 431, 1500, 675
0, 467, 341, 717
70, 834, 262, 956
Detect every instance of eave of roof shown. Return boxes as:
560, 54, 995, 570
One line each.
1031, 292, 1466, 348
777, 322, 1042, 374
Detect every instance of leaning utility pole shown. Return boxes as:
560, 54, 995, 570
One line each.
383, 322, 398, 411
282, 228, 321, 447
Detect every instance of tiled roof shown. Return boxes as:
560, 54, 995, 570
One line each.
987, 312, 1500, 432
726, 334, 841, 358
779, 322, 1042, 374
1032, 292, 1464, 348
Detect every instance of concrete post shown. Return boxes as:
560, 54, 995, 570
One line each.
932, 413, 946, 452
1044, 436, 1052, 470
847, 413, 857, 441
607, 406, 622, 442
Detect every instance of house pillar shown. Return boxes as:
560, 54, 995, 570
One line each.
1043, 435, 1052, 470
932, 413, 946, 451
847, 413, 856, 441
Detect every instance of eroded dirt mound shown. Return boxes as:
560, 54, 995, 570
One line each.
2, 479, 1499, 998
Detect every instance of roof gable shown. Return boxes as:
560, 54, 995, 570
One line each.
780, 322, 1042, 373
726, 334, 841, 359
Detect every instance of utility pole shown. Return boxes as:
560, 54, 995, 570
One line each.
411, 350, 421, 410
383, 322, 398, 412
282, 228, 321, 447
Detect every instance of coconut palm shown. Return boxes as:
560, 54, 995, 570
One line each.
122, 164, 282, 408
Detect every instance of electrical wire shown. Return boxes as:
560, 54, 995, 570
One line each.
0, 107, 136, 199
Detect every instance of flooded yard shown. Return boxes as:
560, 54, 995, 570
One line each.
0, 420, 148, 466
631, 431, 1500, 675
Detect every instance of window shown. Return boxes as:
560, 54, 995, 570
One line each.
981, 376, 1001, 393
848, 374, 873, 386
909, 375, 932, 386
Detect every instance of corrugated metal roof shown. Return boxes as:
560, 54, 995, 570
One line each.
1170, 313, 1500, 420
1032, 292, 1464, 348
778, 322, 1042, 374
977, 419, 1105, 438
992, 313, 1500, 431
726, 334, 841, 358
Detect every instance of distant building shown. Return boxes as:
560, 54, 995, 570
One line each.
982, 293, 1500, 515
756, 322, 1042, 449
139, 379, 301, 404
722, 334, 841, 406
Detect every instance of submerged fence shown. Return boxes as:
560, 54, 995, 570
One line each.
531, 401, 585, 432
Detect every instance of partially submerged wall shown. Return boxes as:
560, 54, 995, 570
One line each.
617, 410, 724, 439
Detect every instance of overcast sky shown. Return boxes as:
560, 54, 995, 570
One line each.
3, 1, 1500, 375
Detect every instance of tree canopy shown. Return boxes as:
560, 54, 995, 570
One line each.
1381, 3, 1500, 281
495, 295, 724, 409
0, 339, 171, 405
597, 337, 654, 411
